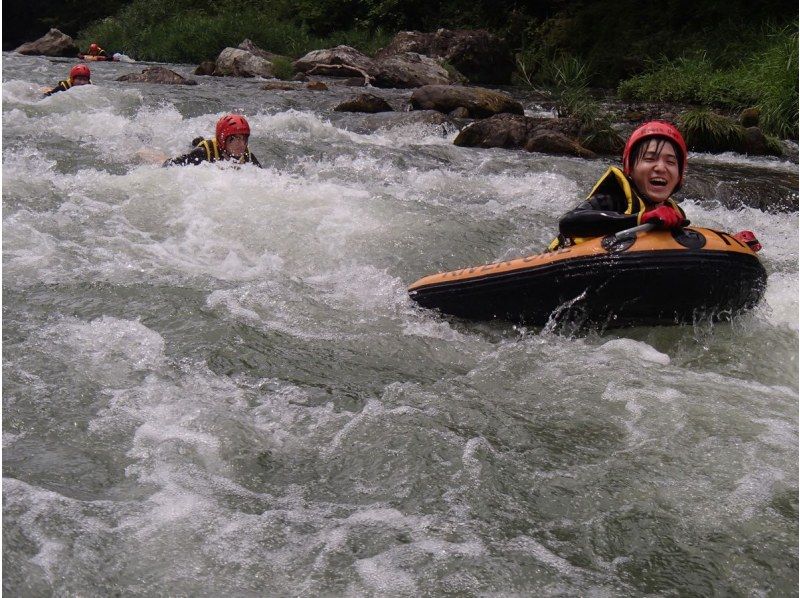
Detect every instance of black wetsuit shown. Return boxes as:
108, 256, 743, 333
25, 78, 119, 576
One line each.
162, 138, 262, 168
44, 80, 79, 96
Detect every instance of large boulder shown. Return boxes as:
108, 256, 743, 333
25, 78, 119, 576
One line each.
371, 53, 452, 88
293, 45, 459, 88
524, 130, 596, 158
376, 29, 514, 84
214, 47, 274, 78
15, 29, 78, 57
237, 39, 283, 62
293, 45, 376, 74
334, 93, 394, 113
454, 113, 598, 158
410, 85, 523, 118
194, 61, 216, 76
116, 67, 197, 85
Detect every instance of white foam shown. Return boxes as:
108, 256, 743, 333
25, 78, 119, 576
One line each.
598, 338, 671, 365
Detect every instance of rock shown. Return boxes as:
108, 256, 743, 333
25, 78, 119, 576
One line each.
262, 81, 300, 91
237, 39, 283, 62
306, 81, 328, 91
214, 47, 273, 78
116, 66, 197, 85
293, 45, 376, 74
454, 113, 533, 148
334, 93, 394, 113
15, 29, 78, 57
376, 29, 514, 84
449, 107, 470, 118
371, 53, 453, 88
524, 130, 597, 158
292, 73, 309, 82
306, 63, 372, 83
194, 61, 216, 76
740, 107, 760, 128
410, 85, 523, 118
292, 44, 460, 88
738, 126, 782, 156
454, 113, 597, 158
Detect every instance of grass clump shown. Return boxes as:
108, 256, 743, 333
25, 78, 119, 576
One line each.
678, 108, 744, 152
270, 56, 294, 80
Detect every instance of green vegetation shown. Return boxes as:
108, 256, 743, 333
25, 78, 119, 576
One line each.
270, 56, 294, 81
58, 0, 797, 139
619, 25, 798, 138
77, 0, 391, 63
678, 108, 745, 151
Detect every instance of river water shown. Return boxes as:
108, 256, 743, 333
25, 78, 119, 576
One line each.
3, 53, 798, 596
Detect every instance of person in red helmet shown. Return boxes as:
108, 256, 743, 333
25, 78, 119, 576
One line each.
547, 121, 691, 251
163, 114, 262, 167
43, 64, 92, 96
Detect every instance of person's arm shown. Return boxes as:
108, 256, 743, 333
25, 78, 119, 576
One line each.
558, 193, 639, 238
43, 86, 61, 97
162, 147, 207, 167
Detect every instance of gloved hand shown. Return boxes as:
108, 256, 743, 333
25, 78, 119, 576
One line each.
641, 205, 684, 229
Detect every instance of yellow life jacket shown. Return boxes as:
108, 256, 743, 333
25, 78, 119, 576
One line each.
195, 138, 221, 162
547, 166, 683, 251
194, 137, 253, 164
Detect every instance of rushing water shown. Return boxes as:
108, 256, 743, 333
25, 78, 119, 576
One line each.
3, 53, 798, 596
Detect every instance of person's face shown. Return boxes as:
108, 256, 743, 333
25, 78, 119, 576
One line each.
225, 134, 248, 158
72, 76, 90, 86
631, 139, 680, 204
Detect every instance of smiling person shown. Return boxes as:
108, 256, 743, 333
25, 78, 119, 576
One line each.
162, 114, 262, 168
547, 121, 689, 251
44, 64, 91, 96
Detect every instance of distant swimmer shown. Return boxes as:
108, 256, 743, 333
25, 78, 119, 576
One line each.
78, 42, 117, 61
162, 114, 262, 167
43, 64, 91, 96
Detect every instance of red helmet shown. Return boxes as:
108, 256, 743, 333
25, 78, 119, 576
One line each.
69, 64, 91, 80
622, 121, 688, 181
215, 114, 250, 151
89, 43, 100, 52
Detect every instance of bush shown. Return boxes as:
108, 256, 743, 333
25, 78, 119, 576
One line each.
618, 23, 798, 139
77, 0, 390, 63
678, 109, 744, 152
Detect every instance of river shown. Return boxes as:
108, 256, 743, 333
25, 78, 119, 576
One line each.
3, 52, 798, 596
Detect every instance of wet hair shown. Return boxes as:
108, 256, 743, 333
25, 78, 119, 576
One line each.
630, 137, 684, 176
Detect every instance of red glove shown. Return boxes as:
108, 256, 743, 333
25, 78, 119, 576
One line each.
641, 205, 683, 229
